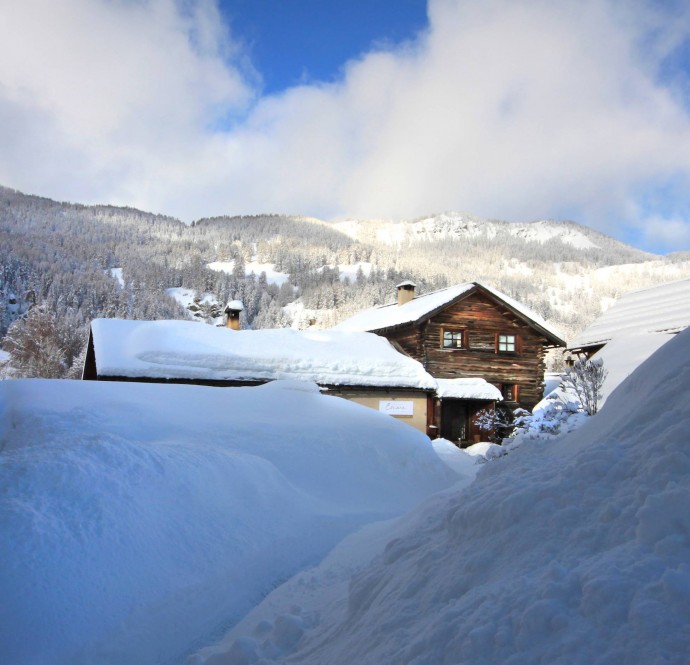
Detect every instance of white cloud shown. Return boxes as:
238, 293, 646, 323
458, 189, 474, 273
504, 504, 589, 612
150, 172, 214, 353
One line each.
1, 0, 689, 251
0, 0, 255, 202
637, 215, 690, 252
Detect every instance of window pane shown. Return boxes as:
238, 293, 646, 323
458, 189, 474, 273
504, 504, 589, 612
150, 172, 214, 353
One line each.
443, 330, 463, 348
498, 334, 515, 352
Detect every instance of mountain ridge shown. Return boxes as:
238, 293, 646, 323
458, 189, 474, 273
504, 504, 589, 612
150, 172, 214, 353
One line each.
2, 184, 689, 379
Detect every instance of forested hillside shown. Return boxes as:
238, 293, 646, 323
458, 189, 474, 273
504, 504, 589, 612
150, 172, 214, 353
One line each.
2, 185, 690, 379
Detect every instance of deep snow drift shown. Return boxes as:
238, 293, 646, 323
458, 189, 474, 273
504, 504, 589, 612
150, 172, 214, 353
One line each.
0, 379, 462, 664
192, 329, 690, 664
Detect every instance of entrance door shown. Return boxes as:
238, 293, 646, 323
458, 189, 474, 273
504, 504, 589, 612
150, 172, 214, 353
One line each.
440, 401, 468, 444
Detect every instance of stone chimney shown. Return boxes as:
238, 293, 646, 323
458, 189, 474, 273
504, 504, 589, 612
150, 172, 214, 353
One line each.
224, 300, 244, 330
396, 280, 416, 306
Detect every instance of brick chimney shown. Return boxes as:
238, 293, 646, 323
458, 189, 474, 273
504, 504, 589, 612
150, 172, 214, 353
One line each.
396, 280, 416, 306
224, 300, 244, 330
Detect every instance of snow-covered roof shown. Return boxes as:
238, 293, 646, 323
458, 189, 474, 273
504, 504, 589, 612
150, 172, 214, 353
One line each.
590, 330, 674, 406
334, 282, 565, 345
334, 283, 475, 332
225, 300, 244, 311
435, 378, 502, 401
89, 318, 436, 390
570, 277, 690, 350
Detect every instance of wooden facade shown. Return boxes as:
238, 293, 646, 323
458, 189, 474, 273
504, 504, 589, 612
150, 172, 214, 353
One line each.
365, 285, 566, 415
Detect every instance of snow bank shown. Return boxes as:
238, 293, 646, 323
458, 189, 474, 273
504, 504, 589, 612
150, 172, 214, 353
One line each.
0, 379, 456, 664
197, 328, 690, 664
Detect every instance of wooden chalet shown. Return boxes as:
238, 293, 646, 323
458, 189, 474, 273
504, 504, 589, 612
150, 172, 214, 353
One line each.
335, 281, 566, 445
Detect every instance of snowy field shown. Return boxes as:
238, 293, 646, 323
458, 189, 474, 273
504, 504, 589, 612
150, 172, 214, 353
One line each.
3, 329, 690, 664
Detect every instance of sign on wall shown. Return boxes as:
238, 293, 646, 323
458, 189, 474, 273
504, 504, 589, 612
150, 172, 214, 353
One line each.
379, 400, 414, 416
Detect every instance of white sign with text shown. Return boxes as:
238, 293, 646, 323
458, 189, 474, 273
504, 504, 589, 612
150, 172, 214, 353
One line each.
379, 400, 414, 416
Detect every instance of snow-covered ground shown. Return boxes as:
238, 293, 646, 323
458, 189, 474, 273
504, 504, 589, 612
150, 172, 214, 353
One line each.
337, 261, 372, 282
208, 259, 371, 287
108, 267, 125, 288
189, 328, 690, 664
207, 261, 290, 286
0, 379, 464, 664
3, 329, 690, 664
165, 287, 223, 324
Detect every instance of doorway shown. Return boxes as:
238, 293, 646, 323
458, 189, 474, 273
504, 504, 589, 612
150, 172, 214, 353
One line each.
440, 401, 469, 444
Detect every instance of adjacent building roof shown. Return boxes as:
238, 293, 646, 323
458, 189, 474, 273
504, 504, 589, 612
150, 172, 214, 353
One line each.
87, 318, 437, 390
570, 278, 690, 351
435, 378, 503, 401
334, 281, 565, 346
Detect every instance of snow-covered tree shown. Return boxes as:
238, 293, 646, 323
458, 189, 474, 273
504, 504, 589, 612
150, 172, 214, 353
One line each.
560, 356, 608, 416
2, 304, 67, 378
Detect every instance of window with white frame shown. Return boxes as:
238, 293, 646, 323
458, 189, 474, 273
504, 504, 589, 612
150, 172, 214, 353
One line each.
497, 334, 516, 353
442, 329, 466, 349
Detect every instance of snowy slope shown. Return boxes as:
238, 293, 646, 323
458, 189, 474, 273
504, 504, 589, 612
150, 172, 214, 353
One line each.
0, 379, 459, 664
208, 261, 290, 286
165, 287, 223, 324
332, 213, 602, 249
192, 328, 690, 664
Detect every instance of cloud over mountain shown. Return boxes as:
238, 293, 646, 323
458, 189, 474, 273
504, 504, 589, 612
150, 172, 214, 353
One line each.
1, 0, 689, 251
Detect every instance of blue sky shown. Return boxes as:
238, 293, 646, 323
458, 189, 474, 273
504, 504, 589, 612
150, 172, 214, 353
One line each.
0, 0, 689, 254
218, 0, 428, 93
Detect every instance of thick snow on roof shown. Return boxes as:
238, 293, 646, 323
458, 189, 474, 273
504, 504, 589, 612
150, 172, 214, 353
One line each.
193, 327, 690, 665
0, 379, 460, 664
334, 283, 476, 332
90, 319, 436, 390
334, 281, 564, 343
571, 277, 690, 349
435, 377, 502, 400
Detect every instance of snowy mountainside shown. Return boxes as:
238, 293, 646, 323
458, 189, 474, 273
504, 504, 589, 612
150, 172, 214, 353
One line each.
332, 212, 626, 252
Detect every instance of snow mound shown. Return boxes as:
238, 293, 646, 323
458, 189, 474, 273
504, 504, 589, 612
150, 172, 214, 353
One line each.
201, 328, 690, 664
0, 379, 456, 664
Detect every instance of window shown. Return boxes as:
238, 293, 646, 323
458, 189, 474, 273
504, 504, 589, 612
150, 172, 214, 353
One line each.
501, 384, 518, 401
442, 329, 466, 349
497, 334, 516, 353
